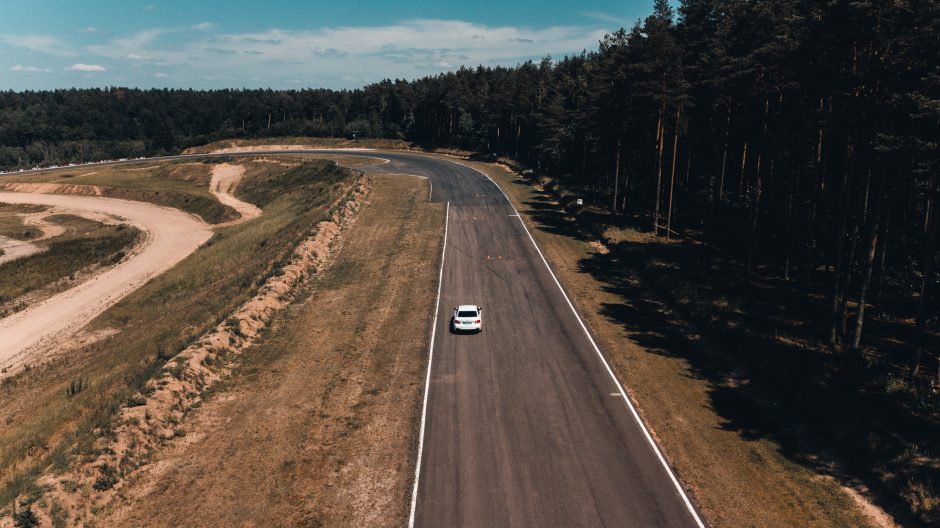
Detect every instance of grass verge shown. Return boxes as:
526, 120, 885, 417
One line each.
98, 174, 443, 528
0, 159, 356, 520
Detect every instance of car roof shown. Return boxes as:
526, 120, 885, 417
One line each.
456, 304, 479, 311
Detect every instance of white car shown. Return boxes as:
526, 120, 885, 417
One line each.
452, 305, 483, 333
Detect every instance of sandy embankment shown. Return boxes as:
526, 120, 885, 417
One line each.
0, 193, 212, 374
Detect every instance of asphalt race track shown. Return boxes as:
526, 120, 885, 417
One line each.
339, 151, 702, 527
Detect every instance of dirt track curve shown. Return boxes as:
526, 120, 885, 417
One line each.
0, 193, 212, 373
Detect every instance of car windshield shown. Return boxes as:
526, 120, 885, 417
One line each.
457, 310, 477, 318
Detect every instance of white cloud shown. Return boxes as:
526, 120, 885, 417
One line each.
154, 72, 168, 77
83, 26, 100, 33
10, 19, 606, 88
10, 64, 50, 72
579, 11, 629, 26
69, 63, 107, 72
1, 34, 76, 56
144, 4, 156, 10
89, 19, 604, 68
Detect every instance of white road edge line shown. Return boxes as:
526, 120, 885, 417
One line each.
408, 200, 449, 528
454, 160, 706, 528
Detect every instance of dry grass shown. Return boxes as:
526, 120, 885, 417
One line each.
0, 160, 357, 522
459, 158, 881, 528
99, 174, 444, 527
0, 204, 45, 240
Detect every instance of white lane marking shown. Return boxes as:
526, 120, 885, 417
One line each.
408, 200, 449, 528
508, 214, 520, 217
454, 159, 706, 528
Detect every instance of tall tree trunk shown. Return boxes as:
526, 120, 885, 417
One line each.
807, 97, 830, 285
718, 102, 732, 202
747, 158, 768, 276
622, 152, 634, 213
747, 97, 771, 275
666, 106, 682, 240
874, 197, 890, 304
829, 141, 856, 349
806, 167, 821, 284
612, 138, 621, 214
839, 196, 864, 340
840, 170, 873, 335
926, 174, 935, 233
784, 174, 795, 280
653, 104, 666, 234
911, 181, 940, 380
738, 141, 749, 197
851, 175, 885, 352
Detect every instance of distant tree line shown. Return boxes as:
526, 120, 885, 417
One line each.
0, 0, 937, 382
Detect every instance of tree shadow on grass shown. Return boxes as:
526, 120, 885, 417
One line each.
578, 235, 938, 527
521, 192, 591, 242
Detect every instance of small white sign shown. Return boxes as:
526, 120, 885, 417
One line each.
576, 198, 583, 206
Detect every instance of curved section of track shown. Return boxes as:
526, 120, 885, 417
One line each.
0, 192, 212, 372
210, 163, 261, 225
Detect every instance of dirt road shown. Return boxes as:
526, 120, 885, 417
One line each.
209, 163, 261, 224
0, 192, 212, 372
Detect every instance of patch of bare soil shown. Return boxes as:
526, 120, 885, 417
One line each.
209, 163, 262, 226
0, 237, 41, 265
97, 175, 442, 528
14, 177, 371, 527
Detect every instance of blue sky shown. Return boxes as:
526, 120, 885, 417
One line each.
0, 0, 654, 90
